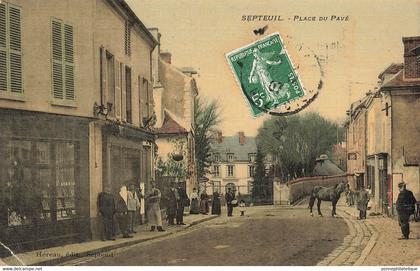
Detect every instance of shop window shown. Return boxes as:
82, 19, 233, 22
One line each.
0, 139, 77, 227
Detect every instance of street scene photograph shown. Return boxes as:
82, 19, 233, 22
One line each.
0, 0, 419, 269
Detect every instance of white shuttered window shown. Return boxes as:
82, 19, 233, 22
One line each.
51, 19, 74, 100
0, 3, 22, 93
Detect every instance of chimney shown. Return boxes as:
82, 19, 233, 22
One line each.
160, 52, 172, 64
238, 131, 245, 145
217, 131, 223, 143
402, 36, 420, 79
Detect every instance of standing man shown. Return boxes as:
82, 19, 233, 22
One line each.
114, 185, 132, 238
176, 182, 189, 225
127, 183, 140, 234
97, 187, 116, 241
146, 181, 165, 232
356, 185, 369, 220
225, 188, 235, 217
166, 182, 179, 226
396, 181, 417, 240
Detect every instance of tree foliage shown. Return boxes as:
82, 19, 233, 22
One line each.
251, 146, 272, 203
194, 96, 221, 180
257, 112, 343, 180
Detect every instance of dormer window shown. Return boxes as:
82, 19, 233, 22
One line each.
248, 153, 256, 163
227, 153, 234, 163
213, 153, 220, 163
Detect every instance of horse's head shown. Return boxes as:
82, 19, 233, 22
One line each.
335, 181, 347, 194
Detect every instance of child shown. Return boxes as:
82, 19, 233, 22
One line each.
238, 200, 246, 216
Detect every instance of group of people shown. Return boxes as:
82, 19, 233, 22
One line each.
97, 183, 144, 241
189, 187, 240, 217
345, 181, 417, 240
166, 182, 189, 226
98, 182, 249, 241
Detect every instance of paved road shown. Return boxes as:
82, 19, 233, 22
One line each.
76, 205, 348, 266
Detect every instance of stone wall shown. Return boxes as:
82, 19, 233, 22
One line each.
288, 174, 350, 204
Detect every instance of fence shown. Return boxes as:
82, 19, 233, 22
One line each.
288, 174, 351, 204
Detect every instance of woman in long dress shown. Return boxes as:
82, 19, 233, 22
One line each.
146, 181, 165, 232
199, 191, 209, 214
189, 188, 199, 214
211, 191, 221, 215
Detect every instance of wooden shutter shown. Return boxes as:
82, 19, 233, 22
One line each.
0, 3, 6, 91
52, 20, 63, 99
124, 21, 131, 56
147, 79, 153, 117
8, 5, 22, 93
121, 63, 126, 121
64, 24, 74, 100
114, 59, 121, 119
100, 46, 107, 104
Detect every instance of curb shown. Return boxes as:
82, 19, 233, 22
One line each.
316, 206, 379, 266
31, 215, 218, 266
339, 208, 379, 265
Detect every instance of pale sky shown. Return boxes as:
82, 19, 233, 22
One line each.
127, 0, 420, 136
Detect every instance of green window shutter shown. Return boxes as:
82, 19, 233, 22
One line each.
52, 19, 74, 100
0, 4, 6, 91
0, 4, 6, 49
52, 20, 63, 99
9, 6, 22, 93
64, 24, 74, 100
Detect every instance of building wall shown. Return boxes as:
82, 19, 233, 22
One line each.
94, 0, 154, 127
0, 0, 96, 117
346, 108, 367, 189
206, 162, 254, 195
391, 91, 420, 201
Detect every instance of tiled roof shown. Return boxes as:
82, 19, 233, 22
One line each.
313, 159, 345, 176
381, 70, 420, 88
211, 136, 257, 162
155, 114, 188, 135
378, 63, 404, 79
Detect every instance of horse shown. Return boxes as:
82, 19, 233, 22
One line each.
308, 181, 347, 217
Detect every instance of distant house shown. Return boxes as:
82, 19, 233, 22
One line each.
205, 132, 257, 196
150, 31, 198, 195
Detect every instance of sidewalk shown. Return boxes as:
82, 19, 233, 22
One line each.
1, 213, 218, 266
337, 199, 420, 266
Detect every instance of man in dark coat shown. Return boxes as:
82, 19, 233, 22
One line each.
211, 191, 221, 215
166, 183, 179, 226
176, 182, 189, 225
97, 187, 116, 241
396, 181, 417, 240
114, 186, 133, 238
356, 185, 369, 220
225, 188, 235, 217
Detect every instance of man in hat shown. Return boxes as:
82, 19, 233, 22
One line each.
176, 182, 189, 225
166, 182, 179, 226
396, 181, 416, 239
356, 185, 369, 220
225, 188, 235, 217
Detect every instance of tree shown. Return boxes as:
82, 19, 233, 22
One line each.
194, 96, 221, 181
257, 112, 343, 180
251, 146, 271, 204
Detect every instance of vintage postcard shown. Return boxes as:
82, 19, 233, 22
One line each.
0, 0, 419, 269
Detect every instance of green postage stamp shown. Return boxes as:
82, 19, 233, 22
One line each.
226, 33, 305, 117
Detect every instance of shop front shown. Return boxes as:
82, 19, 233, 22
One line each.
101, 123, 154, 223
0, 109, 90, 255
